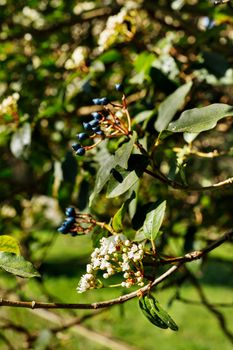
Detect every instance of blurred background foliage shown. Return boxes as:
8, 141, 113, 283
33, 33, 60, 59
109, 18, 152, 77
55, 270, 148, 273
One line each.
0, 0, 233, 349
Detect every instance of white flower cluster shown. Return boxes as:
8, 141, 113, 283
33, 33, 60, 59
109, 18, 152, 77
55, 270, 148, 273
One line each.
65, 46, 88, 70
77, 234, 145, 293
0, 93, 19, 117
98, 8, 136, 51
13, 7, 45, 29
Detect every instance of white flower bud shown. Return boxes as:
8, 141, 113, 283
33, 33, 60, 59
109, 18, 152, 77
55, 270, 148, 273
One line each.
124, 240, 130, 246
135, 271, 141, 277
86, 264, 93, 273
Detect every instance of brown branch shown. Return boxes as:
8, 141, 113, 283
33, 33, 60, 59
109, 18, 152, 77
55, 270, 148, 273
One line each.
145, 167, 233, 192
0, 230, 232, 311
137, 139, 233, 192
157, 229, 233, 265
51, 309, 105, 334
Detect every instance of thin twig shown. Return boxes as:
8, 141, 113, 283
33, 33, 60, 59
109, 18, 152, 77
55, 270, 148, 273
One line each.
145, 167, 233, 192
157, 230, 233, 265
0, 230, 231, 310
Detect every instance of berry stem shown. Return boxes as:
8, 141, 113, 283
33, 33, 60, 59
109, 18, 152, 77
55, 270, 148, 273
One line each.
122, 94, 132, 132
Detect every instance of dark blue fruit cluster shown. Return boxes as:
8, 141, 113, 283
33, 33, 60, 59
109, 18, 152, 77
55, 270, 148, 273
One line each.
71, 143, 86, 156
82, 113, 104, 135
72, 86, 124, 157
72, 112, 105, 156
57, 207, 77, 236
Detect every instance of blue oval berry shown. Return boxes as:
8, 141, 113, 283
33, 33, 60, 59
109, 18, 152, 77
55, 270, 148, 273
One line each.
115, 83, 123, 92
96, 130, 105, 137
92, 98, 101, 105
89, 119, 99, 127
57, 225, 69, 234
83, 122, 92, 131
66, 217, 75, 225
91, 112, 102, 120
65, 207, 76, 217
99, 97, 109, 105
77, 132, 89, 141
76, 147, 86, 156
92, 126, 101, 132
72, 143, 81, 151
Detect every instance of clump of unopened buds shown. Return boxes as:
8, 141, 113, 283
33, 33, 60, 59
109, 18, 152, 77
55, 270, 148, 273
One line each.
77, 234, 145, 293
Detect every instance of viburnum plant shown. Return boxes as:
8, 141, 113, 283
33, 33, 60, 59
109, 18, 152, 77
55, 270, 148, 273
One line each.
54, 83, 233, 330
0, 81, 232, 333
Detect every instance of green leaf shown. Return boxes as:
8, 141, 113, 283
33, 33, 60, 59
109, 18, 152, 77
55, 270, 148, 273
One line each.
152, 297, 179, 331
98, 49, 122, 63
167, 104, 233, 133
183, 132, 199, 143
112, 203, 127, 233
143, 201, 166, 240
0, 252, 40, 278
89, 154, 116, 206
114, 132, 136, 169
140, 294, 178, 331
90, 133, 137, 205
155, 81, 192, 132
0, 235, 20, 255
139, 296, 168, 329
112, 193, 136, 232
133, 110, 154, 124
107, 169, 139, 198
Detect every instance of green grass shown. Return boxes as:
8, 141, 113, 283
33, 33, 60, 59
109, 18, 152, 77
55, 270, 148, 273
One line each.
0, 234, 232, 350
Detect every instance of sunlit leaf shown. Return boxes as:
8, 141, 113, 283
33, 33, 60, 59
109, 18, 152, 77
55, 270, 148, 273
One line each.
143, 201, 166, 240
0, 252, 40, 278
114, 132, 136, 169
167, 104, 233, 133
107, 168, 139, 198
0, 235, 20, 255
155, 81, 192, 132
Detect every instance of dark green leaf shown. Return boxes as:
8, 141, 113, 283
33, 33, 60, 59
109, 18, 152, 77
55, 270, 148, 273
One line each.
143, 201, 166, 240
0, 252, 40, 278
167, 104, 233, 133
152, 296, 179, 331
155, 81, 192, 132
139, 295, 168, 329
89, 154, 116, 205
107, 168, 139, 198
114, 132, 136, 169
203, 51, 229, 78
98, 49, 122, 63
